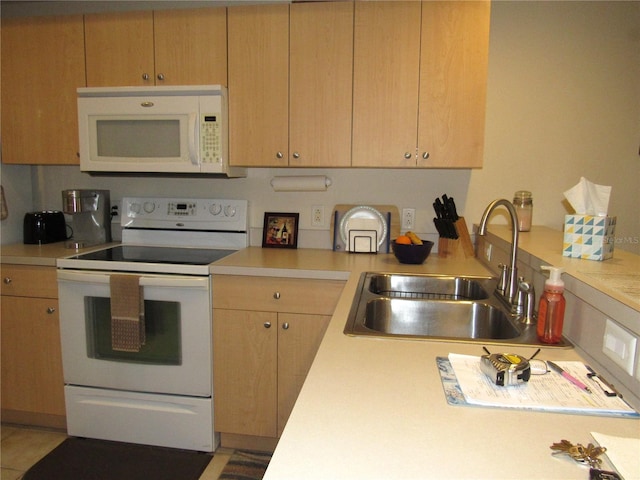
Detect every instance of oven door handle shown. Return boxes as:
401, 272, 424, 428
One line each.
57, 270, 209, 289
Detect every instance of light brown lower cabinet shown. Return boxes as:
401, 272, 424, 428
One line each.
212, 275, 344, 449
1, 265, 66, 428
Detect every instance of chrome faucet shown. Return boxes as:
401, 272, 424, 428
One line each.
477, 199, 521, 312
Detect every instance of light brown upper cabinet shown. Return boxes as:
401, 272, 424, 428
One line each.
289, 2, 353, 167
84, 8, 227, 87
418, 1, 490, 168
228, 4, 289, 167
353, 1, 490, 168
1, 15, 85, 165
352, 2, 422, 168
228, 3, 353, 167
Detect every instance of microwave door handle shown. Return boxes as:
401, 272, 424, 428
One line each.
188, 113, 199, 166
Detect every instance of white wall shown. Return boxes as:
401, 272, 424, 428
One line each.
466, 1, 640, 254
2, 1, 639, 253
0, 164, 33, 244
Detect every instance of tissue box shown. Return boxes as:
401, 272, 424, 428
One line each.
563, 215, 616, 261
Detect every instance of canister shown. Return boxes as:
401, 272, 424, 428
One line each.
513, 191, 533, 232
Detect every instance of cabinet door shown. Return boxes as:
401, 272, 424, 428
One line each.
277, 313, 330, 436
213, 309, 278, 437
418, 1, 490, 168
153, 8, 228, 86
85, 11, 155, 87
228, 4, 289, 167
1, 15, 85, 165
289, 2, 353, 167
1, 297, 65, 417
352, 2, 422, 167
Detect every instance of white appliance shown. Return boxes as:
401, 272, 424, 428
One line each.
57, 196, 249, 452
77, 85, 246, 176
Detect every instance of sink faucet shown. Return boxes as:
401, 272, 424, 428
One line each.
477, 199, 521, 311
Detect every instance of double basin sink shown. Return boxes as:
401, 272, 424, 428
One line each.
344, 272, 569, 347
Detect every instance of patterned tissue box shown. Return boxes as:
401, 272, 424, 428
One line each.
563, 215, 615, 261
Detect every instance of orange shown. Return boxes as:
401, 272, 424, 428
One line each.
395, 235, 412, 245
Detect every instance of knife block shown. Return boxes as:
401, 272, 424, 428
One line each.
438, 217, 475, 259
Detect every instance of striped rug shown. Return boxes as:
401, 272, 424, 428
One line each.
219, 450, 272, 480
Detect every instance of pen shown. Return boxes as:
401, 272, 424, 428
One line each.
547, 361, 592, 394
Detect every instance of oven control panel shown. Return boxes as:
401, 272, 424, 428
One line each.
122, 197, 248, 232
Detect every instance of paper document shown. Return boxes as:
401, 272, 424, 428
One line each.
446, 354, 638, 417
591, 432, 640, 480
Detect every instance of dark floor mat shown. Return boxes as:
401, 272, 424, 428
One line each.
23, 437, 212, 480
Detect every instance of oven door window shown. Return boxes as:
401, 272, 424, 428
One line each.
85, 297, 181, 365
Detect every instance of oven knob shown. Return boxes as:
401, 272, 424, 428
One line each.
224, 205, 236, 217
143, 202, 155, 214
129, 202, 141, 214
209, 204, 222, 216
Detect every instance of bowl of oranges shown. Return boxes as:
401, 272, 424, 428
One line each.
392, 232, 434, 264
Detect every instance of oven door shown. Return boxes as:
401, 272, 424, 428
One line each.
57, 270, 211, 397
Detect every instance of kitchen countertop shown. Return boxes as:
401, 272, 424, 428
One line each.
3, 229, 639, 479
209, 233, 640, 479
1, 242, 119, 266
486, 225, 640, 311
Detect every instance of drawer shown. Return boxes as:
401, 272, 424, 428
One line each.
1, 265, 58, 298
213, 275, 345, 315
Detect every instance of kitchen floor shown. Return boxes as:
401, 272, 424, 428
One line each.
0, 424, 233, 480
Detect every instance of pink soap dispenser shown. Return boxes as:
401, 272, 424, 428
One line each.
536, 266, 566, 344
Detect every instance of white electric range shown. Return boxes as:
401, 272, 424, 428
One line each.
56, 196, 248, 452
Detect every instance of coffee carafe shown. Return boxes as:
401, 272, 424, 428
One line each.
62, 189, 111, 248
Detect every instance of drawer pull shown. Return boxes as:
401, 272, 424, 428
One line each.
282, 322, 290, 330
263, 322, 271, 329
273, 292, 281, 300
3, 277, 12, 284
46, 307, 56, 314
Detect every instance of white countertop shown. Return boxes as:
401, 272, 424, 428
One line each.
261, 258, 639, 480
210, 233, 639, 480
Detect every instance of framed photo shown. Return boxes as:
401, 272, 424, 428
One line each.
262, 212, 299, 249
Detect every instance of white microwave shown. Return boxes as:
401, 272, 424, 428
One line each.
77, 85, 245, 176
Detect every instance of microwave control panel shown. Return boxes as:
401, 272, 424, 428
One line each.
200, 114, 222, 164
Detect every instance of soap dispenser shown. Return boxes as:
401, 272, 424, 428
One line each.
536, 266, 566, 344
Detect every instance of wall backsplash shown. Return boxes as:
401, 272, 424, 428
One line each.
29, 165, 472, 250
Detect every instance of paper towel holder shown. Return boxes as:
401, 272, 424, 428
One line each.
270, 175, 332, 192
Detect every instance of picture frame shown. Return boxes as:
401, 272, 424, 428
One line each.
262, 212, 299, 249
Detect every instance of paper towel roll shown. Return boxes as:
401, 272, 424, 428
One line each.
270, 175, 332, 192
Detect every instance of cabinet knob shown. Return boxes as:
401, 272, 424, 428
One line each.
404, 152, 413, 159
282, 322, 290, 330
157, 73, 165, 81
292, 152, 300, 159
422, 152, 430, 160
273, 292, 281, 300
276, 152, 284, 159
142, 73, 150, 80
263, 321, 272, 329
46, 307, 56, 314
3, 277, 12, 284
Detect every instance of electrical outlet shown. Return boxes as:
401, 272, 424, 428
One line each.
602, 319, 637, 375
485, 244, 492, 262
311, 206, 324, 227
402, 208, 415, 230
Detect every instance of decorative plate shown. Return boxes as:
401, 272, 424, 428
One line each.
339, 205, 388, 250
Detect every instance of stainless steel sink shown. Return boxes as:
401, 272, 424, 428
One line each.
367, 273, 491, 301
363, 298, 519, 339
344, 272, 570, 347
